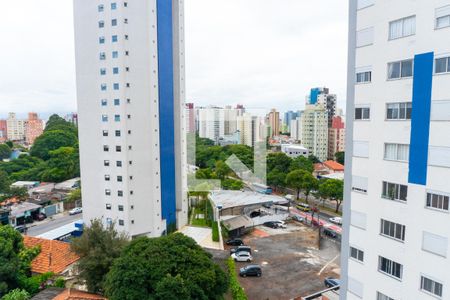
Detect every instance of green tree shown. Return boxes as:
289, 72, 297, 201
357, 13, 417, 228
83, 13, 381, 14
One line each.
221, 178, 244, 190
214, 160, 230, 180
5, 141, 13, 149
104, 233, 228, 300
0, 170, 10, 194
308, 155, 321, 164
335, 151, 345, 165
289, 156, 314, 173
6, 187, 28, 200
29, 131, 77, 160
44, 115, 77, 135
285, 169, 305, 200
67, 188, 81, 204
267, 153, 292, 173
70, 219, 129, 294
318, 179, 344, 213
0, 225, 40, 297
154, 275, 191, 300
1, 289, 30, 300
0, 145, 12, 160
267, 169, 286, 192
301, 172, 319, 203
39, 147, 80, 182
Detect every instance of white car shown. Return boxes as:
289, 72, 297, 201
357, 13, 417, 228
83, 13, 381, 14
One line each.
274, 220, 287, 228
329, 217, 342, 225
69, 207, 83, 215
292, 215, 304, 223
231, 251, 253, 262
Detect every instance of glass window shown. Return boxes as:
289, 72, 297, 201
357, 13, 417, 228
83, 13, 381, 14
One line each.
118, 191, 123, 197
382, 181, 408, 202
112, 19, 117, 26
113, 83, 119, 90
401, 60, 413, 77
426, 192, 450, 211
99, 21, 105, 28
104, 175, 110, 181
355, 107, 370, 120
102, 115, 108, 122
388, 60, 413, 79
356, 71, 371, 83
101, 99, 107, 106
116, 161, 122, 167
106, 204, 111, 210
111, 3, 117, 10
116, 146, 121, 152
118, 205, 124, 211
113, 67, 119, 74
106, 218, 112, 225
386, 102, 412, 120
384, 143, 409, 162
421, 276, 443, 297
115, 130, 121, 137
117, 176, 123, 182
114, 99, 120, 105
378, 256, 403, 279
377, 292, 394, 300
104, 160, 110, 166
380, 219, 406, 241
100, 68, 106, 75
435, 57, 449, 74
112, 51, 118, 59
114, 115, 120, 122
119, 219, 124, 226
101, 84, 107, 91
99, 36, 105, 44
103, 145, 109, 152
350, 246, 364, 262
98, 4, 104, 12
389, 16, 416, 40
112, 35, 118, 43
105, 189, 111, 196
102, 130, 108, 137
99, 52, 106, 60
436, 15, 450, 29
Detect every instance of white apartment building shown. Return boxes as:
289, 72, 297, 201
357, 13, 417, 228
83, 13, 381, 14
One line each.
342, 1, 450, 299
73, 0, 187, 237
197, 106, 224, 142
6, 112, 25, 141
290, 117, 302, 142
237, 113, 262, 147
301, 104, 328, 162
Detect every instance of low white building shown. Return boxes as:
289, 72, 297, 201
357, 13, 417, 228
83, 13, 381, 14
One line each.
281, 144, 309, 158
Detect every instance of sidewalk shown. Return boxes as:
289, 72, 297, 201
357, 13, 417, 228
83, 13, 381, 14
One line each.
27, 211, 69, 228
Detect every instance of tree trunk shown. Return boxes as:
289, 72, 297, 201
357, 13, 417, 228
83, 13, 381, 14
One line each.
335, 200, 341, 213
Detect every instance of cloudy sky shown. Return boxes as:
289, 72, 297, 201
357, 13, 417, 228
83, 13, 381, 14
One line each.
0, 0, 348, 119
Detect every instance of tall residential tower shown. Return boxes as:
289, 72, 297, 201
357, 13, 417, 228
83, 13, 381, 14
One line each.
74, 0, 188, 237
342, 1, 450, 299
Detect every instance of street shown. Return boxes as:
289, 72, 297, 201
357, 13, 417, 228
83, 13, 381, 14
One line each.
26, 213, 83, 237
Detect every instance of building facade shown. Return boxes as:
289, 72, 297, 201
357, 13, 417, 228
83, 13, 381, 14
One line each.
0, 120, 7, 142
341, 1, 450, 299
74, 0, 188, 237
268, 109, 280, 137
6, 113, 25, 141
25, 113, 44, 145
301, 103, 328, 162
185, 102, 195, 134
237, 113, 261, 147
328, 115, 345, 160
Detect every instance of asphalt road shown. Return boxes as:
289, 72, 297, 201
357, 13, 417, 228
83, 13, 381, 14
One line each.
26, 213, 83, 237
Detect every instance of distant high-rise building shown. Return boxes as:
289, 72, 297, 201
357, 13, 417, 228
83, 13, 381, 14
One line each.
74, 0, 187, 236
301, 102, 328, 162
237, 113, 261, 147
290, 117, 302, 142
25, 113, 44, 145
283, 110, 300, 133
341, 1, 450, 299
185, 103, 195, 134
197, 106, 224, 142
0, 120, 7, 142
328, 115, 345, 159
268, 109, 280, 137
6, 113, 25, 141
64, 113, 78, 127
308, 87, 337, 128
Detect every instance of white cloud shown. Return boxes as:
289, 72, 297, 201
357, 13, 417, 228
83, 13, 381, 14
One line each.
0, 0, 347, 117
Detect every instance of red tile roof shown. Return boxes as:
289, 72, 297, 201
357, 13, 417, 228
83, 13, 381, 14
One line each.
23, 236, 79, 274
323, 160, 344, 172
53, 289, 107, 300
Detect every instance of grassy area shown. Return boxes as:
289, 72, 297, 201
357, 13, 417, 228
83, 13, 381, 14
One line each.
192, 218, 208, 227
190, 206, 210, 227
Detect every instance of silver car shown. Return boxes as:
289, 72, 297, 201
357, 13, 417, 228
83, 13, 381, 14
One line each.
231, 251, 253, 262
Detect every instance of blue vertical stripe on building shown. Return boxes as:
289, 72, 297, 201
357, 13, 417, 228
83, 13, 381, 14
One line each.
408, 52, 434, 185
156, 0, 177, 227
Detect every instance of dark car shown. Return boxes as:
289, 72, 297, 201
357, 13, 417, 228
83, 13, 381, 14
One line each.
324, 277, 340, 288
263, 221, 278, 229
230, 246, 252, 255
35, 213, 46, 221
14, 225, 26, 233
323, 228, 338, 238
226, 238, 244, 246
239, 265, 262, 277
250, 211, 261, 218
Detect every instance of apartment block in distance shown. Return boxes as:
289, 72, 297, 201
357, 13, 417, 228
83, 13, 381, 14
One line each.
6, 112, 25, 141
341, 1, 450, 299
73, 0, 188, 237
25, 113, 44, 145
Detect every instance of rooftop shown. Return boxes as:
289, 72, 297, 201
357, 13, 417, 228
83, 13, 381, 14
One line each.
54, 178, 80, 191
323, 160, 344, 172
23, 236, 79, 274
209, 190, 285, 210
9, 201, 41, 217
53, 289, 107, 300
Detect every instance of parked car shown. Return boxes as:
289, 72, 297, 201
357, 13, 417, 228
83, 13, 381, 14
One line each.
263, 221, 278, 228
296, 203, 311, 212
239, 265, 262, 277
231, 251, 253, 262
226, 238, 244, 246
69, 207, 83, 215
230, 246, 252, 255
250, 211, 261, 218
292, 215, 304, 223
35, 213, 47, 221
14, 225, 26, 233
329, 217, 342, 225
324, 277, 340, 288
323, 228, 338, 238
273, 220, 287, 228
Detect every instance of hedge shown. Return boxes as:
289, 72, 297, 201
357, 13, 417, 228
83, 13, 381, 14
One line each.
212, 222, 219, 242
227, 257, 248, 300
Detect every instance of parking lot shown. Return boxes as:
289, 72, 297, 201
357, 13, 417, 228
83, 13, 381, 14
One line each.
230, 222, 341, 300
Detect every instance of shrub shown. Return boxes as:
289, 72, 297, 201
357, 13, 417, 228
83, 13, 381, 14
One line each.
227, 258, 247, 300
212, 222, 219, 242
53, 277, 65, 288
1, 289, 30, 300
